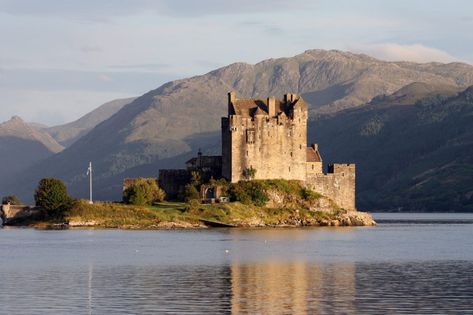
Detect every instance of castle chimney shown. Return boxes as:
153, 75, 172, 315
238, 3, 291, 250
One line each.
228, 91, 236, 115
311, 143, 318, 151
267, 96, 276, 117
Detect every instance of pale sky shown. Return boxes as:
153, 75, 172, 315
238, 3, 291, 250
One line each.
1, 0, 472, 125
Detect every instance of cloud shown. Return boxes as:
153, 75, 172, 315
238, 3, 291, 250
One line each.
0, 88, 133, 125
108, 63, 171, 72
80, 45, 102, 53
354, 43, 461, 63
0, 0, 314, 19
97, 74, 112, 82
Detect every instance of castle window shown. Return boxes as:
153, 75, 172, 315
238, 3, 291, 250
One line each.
290, 152, 293, 157
246, 129, 255, 144
312, 164, 314, 170
300, 144, 302, 150
246, 150, 249, 156
289, 166, 291, 172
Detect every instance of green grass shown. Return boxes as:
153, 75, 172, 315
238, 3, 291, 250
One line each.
59, 199, 345, 229
22, 179, 347, 229
65, 200, 196, 228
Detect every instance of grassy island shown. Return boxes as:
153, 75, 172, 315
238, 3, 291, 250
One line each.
13, 179, 375, 229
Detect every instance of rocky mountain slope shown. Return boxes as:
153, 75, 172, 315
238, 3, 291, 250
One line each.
46, 97, 135, 146
2, 49, 473, 206
0, 116, 64, 180
311, 83, 473, 212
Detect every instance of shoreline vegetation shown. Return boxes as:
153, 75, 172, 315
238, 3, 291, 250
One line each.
7, 179, 376, 229
11, 201, 375, 229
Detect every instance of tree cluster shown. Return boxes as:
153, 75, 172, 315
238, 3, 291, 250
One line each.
123, 178, 166, 206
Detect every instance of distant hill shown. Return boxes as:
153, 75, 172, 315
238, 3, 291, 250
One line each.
2, 49, 473, 206
46, 97, 136, 146
0, 116, 64, 181
311, 83, 473, 212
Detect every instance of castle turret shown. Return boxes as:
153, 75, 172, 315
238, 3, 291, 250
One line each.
267, 96, 276, 117
228, 91, 236, 115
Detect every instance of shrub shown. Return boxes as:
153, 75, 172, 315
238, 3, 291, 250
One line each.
34, 178, 74, 217
209, 178, 230, 196
300, 187, 322, 201
123, 178, 166, 206
229, 181, 268, 206
183, 184, 200, 202
242, 166, 257, 180
2, 195, 22, 205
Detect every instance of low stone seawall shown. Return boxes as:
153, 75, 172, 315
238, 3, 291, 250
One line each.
1, 204, 40, 224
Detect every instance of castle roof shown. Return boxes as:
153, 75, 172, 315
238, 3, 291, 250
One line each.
229, 95, 305, 117
185, 155, 222, 167
293, 98, 309, 111
307, 146, 322, 162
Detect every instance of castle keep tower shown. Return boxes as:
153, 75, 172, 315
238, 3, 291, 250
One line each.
222, 92, 309, 182
160, 91, 356, 210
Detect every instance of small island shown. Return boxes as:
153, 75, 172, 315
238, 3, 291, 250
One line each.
1, 92, 375, 229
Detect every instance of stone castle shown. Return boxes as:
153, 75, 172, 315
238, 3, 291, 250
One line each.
159, 92, 356, 210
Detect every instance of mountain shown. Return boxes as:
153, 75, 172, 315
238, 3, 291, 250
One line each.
311, 83, 473, 212
0, 116, 64, 180
46, 97, 136, 146
2, 49, 473, 205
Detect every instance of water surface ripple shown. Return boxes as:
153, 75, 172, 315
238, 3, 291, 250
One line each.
1, 213, 473, 314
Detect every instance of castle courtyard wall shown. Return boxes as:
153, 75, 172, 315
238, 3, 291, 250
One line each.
306, 164, 356, 210
158, 169, 191, 200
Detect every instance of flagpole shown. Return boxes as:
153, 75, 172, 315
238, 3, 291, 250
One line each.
88, 162, 93, 204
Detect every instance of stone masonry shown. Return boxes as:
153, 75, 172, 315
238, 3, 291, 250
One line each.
222, 92, 308, 182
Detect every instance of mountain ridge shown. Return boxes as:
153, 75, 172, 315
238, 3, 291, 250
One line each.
0, 116, 64, 181
2, 49, 473, 208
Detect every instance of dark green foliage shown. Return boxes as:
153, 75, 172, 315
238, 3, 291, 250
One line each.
229, 181, 269, 206
123, 178, 166, 206
190, 171, 202, 187
2, 195, 22, 205
183, 184, 200, 202
300, 187, 322, 201
228, 179, 321, 207
123, 186, 146, 206
34, 178, 74, 217
209, 178, 230, 196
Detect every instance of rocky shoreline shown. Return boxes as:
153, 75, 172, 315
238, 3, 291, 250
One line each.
64, 210, 375, 229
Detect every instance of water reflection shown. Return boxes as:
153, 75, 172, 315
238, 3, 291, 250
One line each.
2, 260, 472, 314
231, 261, 356, 314
2, 223, 473, 314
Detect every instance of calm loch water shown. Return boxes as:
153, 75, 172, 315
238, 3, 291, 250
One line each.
1, 213, 473, 314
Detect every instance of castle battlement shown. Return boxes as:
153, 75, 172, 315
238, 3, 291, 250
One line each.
222, 92, 310, 183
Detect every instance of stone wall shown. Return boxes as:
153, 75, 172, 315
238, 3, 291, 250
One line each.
158, 170, 191, 200
306, 164, 356, 210
307, 161, 323, 175
1, 204, 40, 224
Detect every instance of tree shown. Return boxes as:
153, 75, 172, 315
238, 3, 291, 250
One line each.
183, 184, 200, 202
34, 178, 74, 217
2, 195, 22, 205
123, 178, 166, 206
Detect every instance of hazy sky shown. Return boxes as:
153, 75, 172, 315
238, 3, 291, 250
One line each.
1, 0, 472, 125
